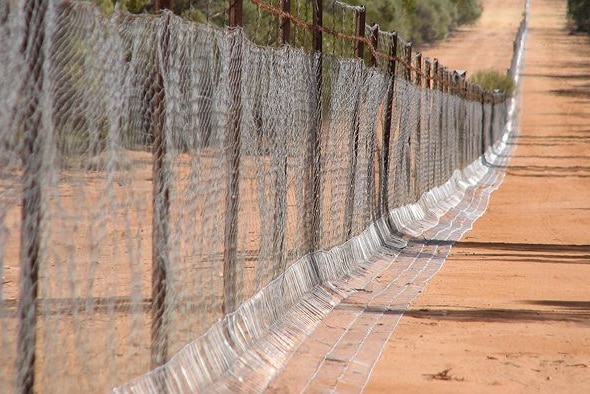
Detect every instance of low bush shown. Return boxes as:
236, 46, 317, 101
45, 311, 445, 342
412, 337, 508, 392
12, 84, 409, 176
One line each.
567, 0, 590, 33
452, 0, 483, 25
470, 69, 515, 95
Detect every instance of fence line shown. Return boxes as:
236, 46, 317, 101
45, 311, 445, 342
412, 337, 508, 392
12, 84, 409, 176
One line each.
0, 0, 526, 392
249, 0, 507, 103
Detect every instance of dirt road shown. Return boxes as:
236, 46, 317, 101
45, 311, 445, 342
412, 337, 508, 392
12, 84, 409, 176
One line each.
366, 0, 590, 392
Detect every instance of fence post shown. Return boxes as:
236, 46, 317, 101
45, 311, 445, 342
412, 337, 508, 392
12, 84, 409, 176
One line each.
305, 0, 322, 253
435, 60, 444, 185
151, 10, 171, 370
17, 1, 47, 392
432, 58, 439, 91
273, 0, 290, 276
404, 42, 413, 201
369, 24, 378, 67
312, 0, 322, 53
155, 0, 173, 10
223, 0, 243, 315
443, 68, 451, 179
279, 0, 290, 45
367, 24, 379, 219
229, 0, 242, 27
379, 32, 397, 221
479, 87, 486, 156
405, 42, 412, 82
344, 6, 366, 238
424, 58, 432, 190
416, 53, 422, 87
489, 91, 495, 149
457, 71, 467, 168
414, 52, 422, 198
354, 7, 365, 59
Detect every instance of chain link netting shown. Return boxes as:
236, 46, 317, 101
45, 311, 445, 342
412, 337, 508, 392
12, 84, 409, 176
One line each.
0, 0, 520, 392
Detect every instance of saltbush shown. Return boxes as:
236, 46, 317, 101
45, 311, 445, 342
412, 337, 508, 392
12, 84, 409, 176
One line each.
470, 69, 516, 95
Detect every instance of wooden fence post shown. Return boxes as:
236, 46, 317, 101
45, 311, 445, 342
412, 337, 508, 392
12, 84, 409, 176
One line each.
432, 58, 439, 91
305, 0, 322, 253
424, 58, 433, 190
155, 0, 173, 10
379, 33, 397, 220
369, 24, 378, 68
151, 10, 171, 370
403, 42, 413, 201
435, 60, 444, 185
354, 7, 365, 59
223, 0, 243, 315
443, 67, 451, 179
17, 1, 47, 391
414, 52, 422, 198
457, 71, 467, 168
273, 0, 290, 276
405, 42, 412, 82
344, 6, 366, 238
279, 0, 290, 45
489, 91, 495, 150
480, 87, 486, 158
229, 0, 242, 27
368, 24, 379, 219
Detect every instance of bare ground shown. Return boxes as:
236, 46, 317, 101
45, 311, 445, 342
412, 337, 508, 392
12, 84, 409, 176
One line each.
366, 0, 590, 392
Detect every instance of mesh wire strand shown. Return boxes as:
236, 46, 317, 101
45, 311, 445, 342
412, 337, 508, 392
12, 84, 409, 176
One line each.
0, 0, 525, 392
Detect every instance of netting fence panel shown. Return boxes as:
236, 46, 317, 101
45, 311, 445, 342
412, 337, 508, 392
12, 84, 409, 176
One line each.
0, 0, 519, 392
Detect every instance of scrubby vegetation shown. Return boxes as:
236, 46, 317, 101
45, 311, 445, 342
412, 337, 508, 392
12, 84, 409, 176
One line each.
470, 69, 515, 95
94, 0, 483, 48
567, 0, 590, 33
354, 0, 482, 46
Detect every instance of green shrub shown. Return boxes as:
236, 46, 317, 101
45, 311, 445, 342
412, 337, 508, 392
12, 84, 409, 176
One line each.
412, 0, 457, 45
568, 0, 590, 32
470, 69, 515, 95
451, 0, 483, 25
352, 0, 482, 47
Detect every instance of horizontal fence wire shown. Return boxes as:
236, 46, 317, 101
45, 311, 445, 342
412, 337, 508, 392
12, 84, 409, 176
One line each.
0, 0, 527, 392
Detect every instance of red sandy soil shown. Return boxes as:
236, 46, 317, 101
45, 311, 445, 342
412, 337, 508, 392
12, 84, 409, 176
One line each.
366, 0, 590, 392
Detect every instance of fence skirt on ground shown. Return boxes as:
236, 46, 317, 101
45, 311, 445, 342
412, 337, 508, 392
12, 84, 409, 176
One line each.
0, 0, 526, 392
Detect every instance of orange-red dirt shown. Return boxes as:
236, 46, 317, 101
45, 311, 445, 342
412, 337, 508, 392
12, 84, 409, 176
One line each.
366, 0, 590, 392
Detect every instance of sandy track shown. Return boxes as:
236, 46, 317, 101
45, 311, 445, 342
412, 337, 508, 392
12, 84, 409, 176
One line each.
366, 0, 590, 392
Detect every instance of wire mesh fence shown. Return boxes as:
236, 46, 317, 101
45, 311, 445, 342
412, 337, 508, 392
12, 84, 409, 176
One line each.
0, 0, 525, 392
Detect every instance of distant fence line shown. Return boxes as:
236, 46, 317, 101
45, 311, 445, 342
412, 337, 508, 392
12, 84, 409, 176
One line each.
247, 0, 509, 102
0, 0, 525, 392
